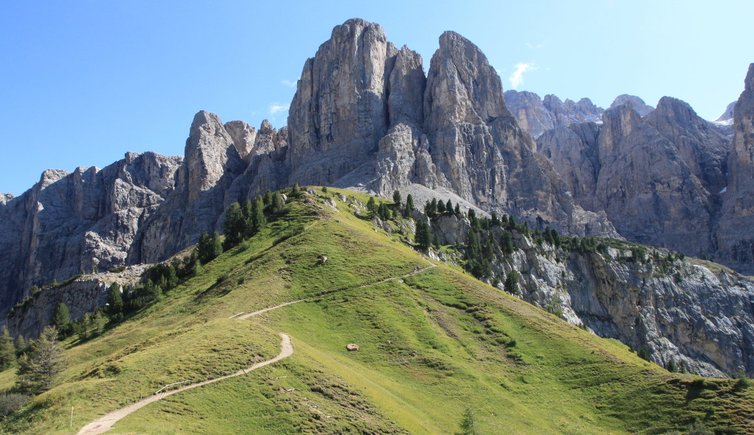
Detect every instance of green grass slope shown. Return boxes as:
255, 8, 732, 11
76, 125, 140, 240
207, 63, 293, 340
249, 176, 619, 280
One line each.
1, 188, 752, 434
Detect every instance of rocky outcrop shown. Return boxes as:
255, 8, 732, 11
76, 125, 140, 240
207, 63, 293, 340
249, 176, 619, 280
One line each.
241, 19, 614, 237
610, 94, 654, 116
224, 120, 256, 160
504, 90, 604, 139
715, 101, 736, 126
5, 265, 148, 339
539, 95, 732, 263
718, 64, 754, 271
0, 153, 180, 319
130, 111, 246, 263
286, 19, 396, 185
425, 213, 754, 377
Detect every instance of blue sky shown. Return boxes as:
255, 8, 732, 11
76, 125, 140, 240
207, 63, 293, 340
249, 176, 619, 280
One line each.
1, 0, 751, 195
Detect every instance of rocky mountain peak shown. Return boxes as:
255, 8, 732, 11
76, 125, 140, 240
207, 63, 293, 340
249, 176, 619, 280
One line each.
504, 90, 603, 138
286, 18, 395, 185
181, 111, 240, 203
224, 120, 257, 160
387, 46, 425, 127
425, 31, 508, 126
610, 94, 654, 116
650, 96, 702, 130
715, 101, 736, 125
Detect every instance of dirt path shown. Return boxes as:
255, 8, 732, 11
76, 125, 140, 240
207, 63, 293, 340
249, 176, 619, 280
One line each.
77, 333, 292, 435
78, 262, 436, 434
231, 263, 437, 320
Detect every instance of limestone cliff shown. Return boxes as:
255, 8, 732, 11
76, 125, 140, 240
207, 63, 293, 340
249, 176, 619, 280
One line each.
718, 64, 754, 271
0, 153, 180, 319
424, 212, 754, 377
539, 94, 735, 267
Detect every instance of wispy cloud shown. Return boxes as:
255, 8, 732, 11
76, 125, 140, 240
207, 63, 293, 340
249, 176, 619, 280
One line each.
268, 102, 289, 116
281, 79, 297, 88
509, 63, 537, 89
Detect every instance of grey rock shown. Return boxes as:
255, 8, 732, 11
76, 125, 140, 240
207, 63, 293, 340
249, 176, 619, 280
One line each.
286, 18, 395, 185
715, 101, 736, 126
5, 265, 148, 339
224, 120, 257, 160
0, 153, 180, 319
610, 94, 654, 116
540, 97, 731, 263
131, 111, 246, 263
718, 64, 754, 272
504, 90, 604, 139
429, 211, 754, 377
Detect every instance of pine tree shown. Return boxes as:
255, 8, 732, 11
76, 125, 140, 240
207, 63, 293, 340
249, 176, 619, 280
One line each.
454, 203, 461, 216
15, 326, 65, 394
52, 303, 71, 337
415, 220, 432, 250
393, 190, 401, 207
223, 202, 245, 249
491, 212, 500, 226
504, 271, 520, 294
437, 199, 446, 215
251, 197, 266, 235
14, 336, 27, 357
0, 327, 16, 369
106, 283, 124, 321
271, 192, 285, 214
404, 194, 414, 217
445, 199, 453, 215
291, 183, 300, 196
501, 232, 515, 255
367, 197, 377, 215
197, 232, 223, 264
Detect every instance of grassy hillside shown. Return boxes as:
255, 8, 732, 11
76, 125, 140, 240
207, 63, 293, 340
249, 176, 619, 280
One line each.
1, 188, 752, 434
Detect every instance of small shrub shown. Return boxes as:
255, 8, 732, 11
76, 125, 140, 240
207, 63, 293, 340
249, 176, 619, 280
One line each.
215, 274, 228, 286
0, 393, 29, 417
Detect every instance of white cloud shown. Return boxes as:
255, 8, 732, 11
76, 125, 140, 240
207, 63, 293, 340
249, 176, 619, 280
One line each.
509, 63, 536, 89
268, 102, 289, 116
281, 79, 297, 88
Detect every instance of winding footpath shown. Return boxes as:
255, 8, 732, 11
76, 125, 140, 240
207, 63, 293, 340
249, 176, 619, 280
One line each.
77, 262, 435, 434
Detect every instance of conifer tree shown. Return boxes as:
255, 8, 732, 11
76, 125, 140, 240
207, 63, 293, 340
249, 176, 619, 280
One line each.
404, 194, 415, 217
223, 202, 245, 248
52, 303, 71, 337
367, 196, 377, 215
0, 327, 16, 369
415, 220, 432, 250
16, 326, 65, 394
14, 336, 27, 357
251, 197, 266, 234
106, 283, 124, 321
393, 190, 401, 207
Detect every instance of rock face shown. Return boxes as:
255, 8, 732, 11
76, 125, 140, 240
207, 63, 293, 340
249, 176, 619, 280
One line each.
263, 21, 614, 237
5, 265, 148, 339
0, 153, 180, 319
504, 90, 604, 138
130, 111, 246, 263
715, 101, 736, 126
610, 94, 654, 116
286, 19, 396, 185
427, 213, 754, 377
539, 95, 732, 264
718, 64, 754, 271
